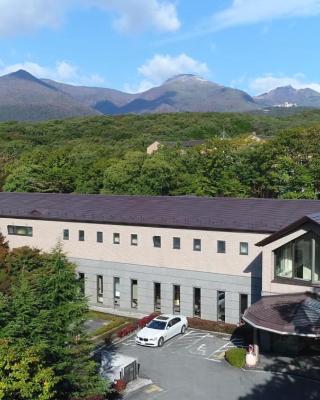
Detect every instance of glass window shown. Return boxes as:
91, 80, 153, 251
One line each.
239, 294, 248, 322
114, 277, 120, 307
275, 241, 293, 278
173, 285, 181, 314
63, 229, 69, 240
153, 236, 161, 248
240, 242, 248, 255
131, 279, 138, 309
193, 239, 201, 251
78, 272, 85, 295
217, 291, 225, 322
131, 234, 138, 246
274, 233, 314, 281
193, 287, 201, 317
113, 233, 120, 244
154, 282, 161, 312
97, 275, 103, 303
315, 237, 320, 282
294, 234, 312, 280
79, 230, 85, 242
97, 232, 103, 243
173, 237, 181, 249
217, 240, 226, 254
7, 225, 33, 237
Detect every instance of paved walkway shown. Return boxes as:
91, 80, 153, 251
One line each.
247, 353, 320, 381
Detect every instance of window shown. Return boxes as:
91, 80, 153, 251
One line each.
131, 279, 138, 309
78, 273, 85, 295
114, 277, 120, 307
113, 233, 120, 244
240, 242, 248, 255
274, 232, 320, 282
7, 225, 32, 237
173, 285, 181, 314
217, 291, 225, 322
131, 234, 138, 246
193, 239, 201, 251
217, 240, 226, 254
153, 236, 161, 248
63, 229, 69, 240
193, 287, 201, 317
239, 294, 248, 322
154, 282, 161, 312
97, 275, 103, 303
97, 232, 103, 243
79, 230, 85, 242
173, 237, 181, 250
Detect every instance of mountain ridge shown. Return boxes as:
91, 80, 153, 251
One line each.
0, 70, 320, 121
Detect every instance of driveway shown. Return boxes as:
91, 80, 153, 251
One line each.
104, 329, 320, 400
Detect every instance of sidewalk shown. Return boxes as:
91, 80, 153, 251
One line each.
245, 353, 320, 381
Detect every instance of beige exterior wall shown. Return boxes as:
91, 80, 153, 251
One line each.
261, 228, 310, 295
0, 217, 267, 277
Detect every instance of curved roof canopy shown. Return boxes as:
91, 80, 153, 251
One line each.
243, 292, 320, 337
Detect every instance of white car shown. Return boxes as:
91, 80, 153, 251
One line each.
135, 314, 188, 347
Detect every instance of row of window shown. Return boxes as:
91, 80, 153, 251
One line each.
7, 225, 250, 255
66, 229, 249, 255
79, 274, 249, 323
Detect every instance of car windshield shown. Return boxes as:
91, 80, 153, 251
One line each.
147, 320, 167, 330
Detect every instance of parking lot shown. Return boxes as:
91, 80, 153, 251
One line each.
103, 328, 320, 400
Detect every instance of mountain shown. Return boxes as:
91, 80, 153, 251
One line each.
254, 85, 320, 108
94, 74, 260, 114
2, 70, 320, 122
0, 70, 99, 121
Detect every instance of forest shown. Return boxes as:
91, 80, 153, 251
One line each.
1, 110, 320, 199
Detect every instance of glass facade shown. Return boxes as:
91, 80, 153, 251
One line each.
173, 237, 181, 249
114, 277, 120, 307
217, 291, 225, 322
217, 240, 226, 253
131, 279, 138, 308
154, 282, 161, 312
173, 285, 181, 314
7, 225, 33, 237
193, 287, 201, 317
97, 275, 103, 303
274, 232, 320, 282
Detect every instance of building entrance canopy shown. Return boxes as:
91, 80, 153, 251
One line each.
243, 292, 320, 337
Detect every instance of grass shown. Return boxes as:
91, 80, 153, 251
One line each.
187, 317, 236, 334
225, 348, 247, 368
86, 311, 136, 338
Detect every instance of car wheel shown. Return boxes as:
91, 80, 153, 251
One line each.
158, 337, 164, 347
181, 325, 187, 334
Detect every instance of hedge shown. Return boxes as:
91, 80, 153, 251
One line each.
225, 348, 246, 368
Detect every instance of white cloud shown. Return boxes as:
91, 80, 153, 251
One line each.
212, 0, 320, 30
92, 0, 180, 34
249, 73, 320, 94
0, 61, 105, 86
0, 0, 71, 37
0, 0, 180, 37
124, 53, 209, 93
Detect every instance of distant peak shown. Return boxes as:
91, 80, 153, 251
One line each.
164, 74, 209, 84
6, 69, 38, 81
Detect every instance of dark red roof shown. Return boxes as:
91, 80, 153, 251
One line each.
243, 292, 320, 336
1, 192, 320, 233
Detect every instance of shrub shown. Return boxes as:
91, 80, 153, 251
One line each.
225, 348, 246, 368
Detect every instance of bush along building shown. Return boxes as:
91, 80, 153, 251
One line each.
1, 193, 320, 353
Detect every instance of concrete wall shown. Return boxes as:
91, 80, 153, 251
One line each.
73, 257, 261, 324
0, 218, 266, 278
0, 217, 267, 324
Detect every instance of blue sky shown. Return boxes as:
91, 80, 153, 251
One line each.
0, 0, 320, 95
